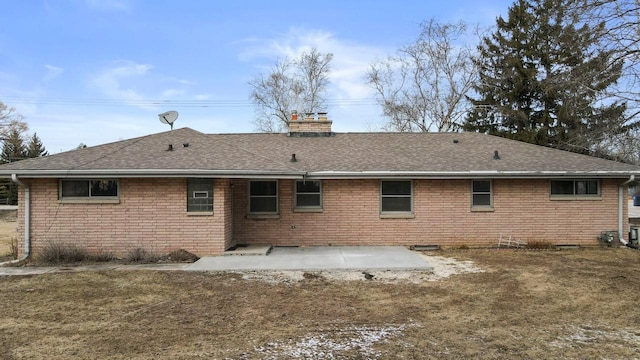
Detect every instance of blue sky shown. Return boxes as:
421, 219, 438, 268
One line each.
0, 0, 513, 153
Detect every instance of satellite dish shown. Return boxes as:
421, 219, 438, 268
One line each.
158, 110, 179, 130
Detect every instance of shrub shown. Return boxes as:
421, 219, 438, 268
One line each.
88, 250, 116, 262
38, 242, 88, 264
8, 236, 18, 259
167, 249, 199, 263
125, 247, 163, 263
526, 241, 555, 250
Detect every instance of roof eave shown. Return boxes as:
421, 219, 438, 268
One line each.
1, 169, 638, 180
0, 169, 306, 179
305, 170, 640, 179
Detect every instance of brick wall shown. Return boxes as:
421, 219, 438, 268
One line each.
15, 178, 232, 258
233, 178, 626, 247
14, 177, 628, 258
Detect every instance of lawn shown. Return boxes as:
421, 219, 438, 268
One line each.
0, 221, 16, 261
1, 248, 640, 359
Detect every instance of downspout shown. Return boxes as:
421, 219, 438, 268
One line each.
619, 175, 635, 245
4, 174, 30, 264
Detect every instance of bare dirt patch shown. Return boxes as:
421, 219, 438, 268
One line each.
238, 253, 483, 284
1, 248, 640, 359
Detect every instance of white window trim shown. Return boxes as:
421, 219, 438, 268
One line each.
248, 180, 279, 215
471, 179, 493, 210
380, 180, 414, 216
294, 180, 322, 210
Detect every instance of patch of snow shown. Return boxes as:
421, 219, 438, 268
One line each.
254, 324, 409, 359
550, 324, 640, 348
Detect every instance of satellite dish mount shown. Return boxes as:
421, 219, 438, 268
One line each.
158, 110, 179, 130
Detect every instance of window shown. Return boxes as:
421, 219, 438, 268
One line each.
472, 180, 492, 207
295, 180, 322, 209
550, 180, 600, 196
249, 180, 278, 214
60, 179, 118, 199
380, 180, 412, 213
187, 178, 213, 212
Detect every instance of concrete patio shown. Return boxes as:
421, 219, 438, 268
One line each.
185, 246, 432, 272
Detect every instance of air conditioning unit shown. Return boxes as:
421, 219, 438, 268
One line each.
629, 227, 640, 248
598, 231, 620, 247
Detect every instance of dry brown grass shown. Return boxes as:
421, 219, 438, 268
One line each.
0, 221, 17, 261
1, 248, 640, 359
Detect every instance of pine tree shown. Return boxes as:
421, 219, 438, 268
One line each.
0, 128, 26, 204
464, 0, 626, 154
0, 128, 26, 163
26, 132, 48, 158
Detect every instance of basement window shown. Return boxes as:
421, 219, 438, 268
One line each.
60, 179, 119, 200
550, 179, 600, 198
187, 178, 213, 212
249, 180, 278, 214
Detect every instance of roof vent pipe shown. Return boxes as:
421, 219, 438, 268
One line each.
167, 144, 173, 151
290, 153, 297, 162
493, 150, 500, 160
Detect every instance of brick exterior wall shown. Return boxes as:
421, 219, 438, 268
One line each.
233, 178, 627, 247
14, 177, 628, 258
16, 178, 232, 258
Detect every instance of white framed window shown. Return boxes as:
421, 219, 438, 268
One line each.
550, 179, 600, 197
60, 179, 119, 199
295, 180, 322, 209
471, 180, 492, 208
380, 180, 413, 213
187, 178, 213, 212
249, 180, 278, 214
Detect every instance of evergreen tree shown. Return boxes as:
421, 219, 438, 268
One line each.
1, 128, 26, 163
26, 132, 48, 158
0, 128, 26, 204
464, 0, 627, 154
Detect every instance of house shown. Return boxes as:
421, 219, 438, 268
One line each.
1, 113, 639, 259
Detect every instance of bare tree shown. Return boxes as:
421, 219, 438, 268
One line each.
0, 101, 27, 139
249, 48, 333, 132
572, 0, 640, 120
367, 20, 478, 132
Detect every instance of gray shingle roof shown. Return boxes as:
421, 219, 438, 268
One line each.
0, 127, 638, 178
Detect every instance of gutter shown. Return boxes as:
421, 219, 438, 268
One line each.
305, 170, 640, 180
0, 169, 307, 179
1, 174, 30, 265
619, 175, 636, 245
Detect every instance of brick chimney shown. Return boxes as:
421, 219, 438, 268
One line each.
288, 111, 333, 136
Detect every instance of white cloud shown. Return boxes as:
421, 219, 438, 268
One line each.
92, 61, 153, 104
161, 88, 186, 98
44, 64, 64, 82
84, 0, 132, 13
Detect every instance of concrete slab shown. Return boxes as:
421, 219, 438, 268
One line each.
223, 244, 272, 256
185, 246, 431, 272
0, 267, 56, 276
